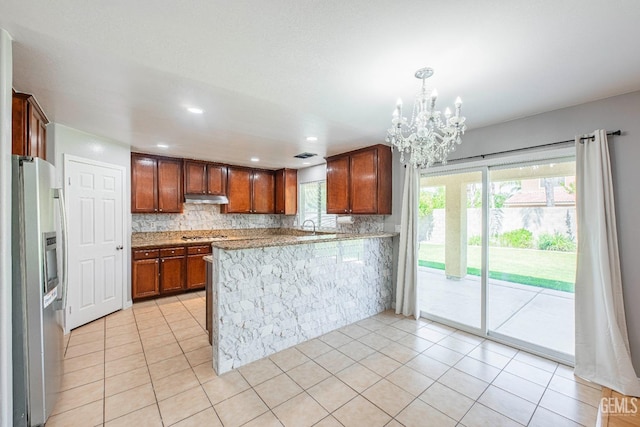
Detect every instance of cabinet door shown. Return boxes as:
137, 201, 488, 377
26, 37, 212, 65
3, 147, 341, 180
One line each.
207, 164, 227, 195
157, 158, 183, 213
326, 155, 350, 214
224, 167, 252, 213
252, 170, 275, 214
184, 161, 207, 194
275, 169, 297, 215
132, 258, 159, 299
350, 149, 378, 214
186, 254, 207, 289
12, 94, 28, 156
160, 256, 185, 293
131, 155, 158, 213
28, 105, 47, 160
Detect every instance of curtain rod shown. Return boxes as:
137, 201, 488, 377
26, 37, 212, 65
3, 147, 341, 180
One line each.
443, 130, 622, 164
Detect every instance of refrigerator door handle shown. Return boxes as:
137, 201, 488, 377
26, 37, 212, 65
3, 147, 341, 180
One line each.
53, 188, 69, 310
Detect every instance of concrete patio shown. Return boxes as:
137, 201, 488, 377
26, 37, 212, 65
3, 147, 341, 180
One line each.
418, 267, 575, 356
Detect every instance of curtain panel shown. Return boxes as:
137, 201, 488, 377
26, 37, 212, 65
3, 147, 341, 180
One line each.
395, 165, 419, 318
574, 129, 640, 396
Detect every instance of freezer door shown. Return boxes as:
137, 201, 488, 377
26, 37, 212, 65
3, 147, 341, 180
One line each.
12, 156, 64, 426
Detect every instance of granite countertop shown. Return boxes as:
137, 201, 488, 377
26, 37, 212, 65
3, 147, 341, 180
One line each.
208, 231, 395, 250
132, 228, 396, 250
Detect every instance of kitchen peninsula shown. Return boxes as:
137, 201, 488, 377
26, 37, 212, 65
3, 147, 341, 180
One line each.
204, 230, 394, 374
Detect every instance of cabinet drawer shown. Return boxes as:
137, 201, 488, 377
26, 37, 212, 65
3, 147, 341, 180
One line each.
160, 247, 185, 257
188, 245, 211, 255
133, 249, 160, 260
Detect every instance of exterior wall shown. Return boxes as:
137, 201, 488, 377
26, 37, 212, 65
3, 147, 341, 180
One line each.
424, 206, 576, 244
210, 237, 393, 373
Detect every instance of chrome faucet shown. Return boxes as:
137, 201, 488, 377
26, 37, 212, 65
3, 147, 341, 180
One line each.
302, 219, 316, 235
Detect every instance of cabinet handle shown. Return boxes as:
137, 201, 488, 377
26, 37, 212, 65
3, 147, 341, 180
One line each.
155, 260, 158, 264
161, 259, 165, 263
171, 250, 175, 254
154, 208, 158, 212
145, 252, 149, 256
197, 249, 201, 252
159, 208, 163, 212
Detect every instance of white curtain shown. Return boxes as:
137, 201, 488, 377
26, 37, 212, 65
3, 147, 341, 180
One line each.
395, 165, 419, 318
575, 129, 640, 396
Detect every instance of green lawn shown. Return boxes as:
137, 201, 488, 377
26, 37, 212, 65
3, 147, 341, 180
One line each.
419, 243, 576, 292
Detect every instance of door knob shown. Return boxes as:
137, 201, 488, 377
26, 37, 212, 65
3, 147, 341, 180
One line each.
116, 245, 124, 250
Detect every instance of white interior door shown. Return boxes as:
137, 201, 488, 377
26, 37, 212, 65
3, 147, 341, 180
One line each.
65, 156, 125, 330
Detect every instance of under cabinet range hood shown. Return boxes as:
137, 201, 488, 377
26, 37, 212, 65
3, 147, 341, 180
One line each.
184, 194, 229, 204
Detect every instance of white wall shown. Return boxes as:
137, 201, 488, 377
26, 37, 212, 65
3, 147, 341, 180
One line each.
0, 27, 12, 427
448, 90, 640, 371
297, 163, 326, 184
48, 124, 133, 305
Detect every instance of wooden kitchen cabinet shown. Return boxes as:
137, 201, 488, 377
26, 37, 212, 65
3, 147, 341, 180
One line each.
132, 244, 209, 300
132, 249, 160, 299
184, 160, 207, 194
207, 164, 227, 195
12, 91, 49, 160
326, 144, 392, 215
252, 169, 275, 213
131, 153, 183, 213
326, 156, 350, 214
186, 245, 212, 289
160, 255, 185, 293
222, 167, 275, 214
224, 167, 252, 213
275, 169, 297, 215
184, 160, 228, 196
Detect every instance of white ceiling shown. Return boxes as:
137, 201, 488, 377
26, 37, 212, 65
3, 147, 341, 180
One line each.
2, 1, 640, 169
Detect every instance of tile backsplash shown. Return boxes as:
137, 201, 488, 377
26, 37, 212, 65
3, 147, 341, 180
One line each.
131, 203, 385, 233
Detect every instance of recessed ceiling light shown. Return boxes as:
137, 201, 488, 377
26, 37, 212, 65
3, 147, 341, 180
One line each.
156, 143, 169, 149
187, 107, 204, 114
250, 157, 260, 162
306, 136, 318, 142
303, 162, 311, 165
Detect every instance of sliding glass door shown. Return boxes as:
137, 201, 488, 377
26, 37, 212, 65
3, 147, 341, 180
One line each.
418, 170, 484, 330
418, 157, 576, 362
487, 160, 576, 359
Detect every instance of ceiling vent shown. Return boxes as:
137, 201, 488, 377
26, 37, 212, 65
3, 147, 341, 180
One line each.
294, 152, 317, 159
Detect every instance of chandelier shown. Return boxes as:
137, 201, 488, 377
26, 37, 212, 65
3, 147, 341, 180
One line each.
386, 67, 466, 168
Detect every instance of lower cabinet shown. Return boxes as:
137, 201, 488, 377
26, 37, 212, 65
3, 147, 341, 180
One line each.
132, 245, 211, 300
132, 252, 160, 299
160, 247, 186, 293
187, 246, 209, 289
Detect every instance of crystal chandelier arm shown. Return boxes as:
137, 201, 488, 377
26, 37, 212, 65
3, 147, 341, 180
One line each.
388, 67, 466, 168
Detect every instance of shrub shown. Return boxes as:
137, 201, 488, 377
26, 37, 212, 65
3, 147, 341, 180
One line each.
498, 228, 533, 248
538, 232, 576, 252
468, 235, 482, 246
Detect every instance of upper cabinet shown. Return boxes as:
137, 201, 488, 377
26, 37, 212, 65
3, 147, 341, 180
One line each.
326, 144, 392, 215
275, 169, 298, 215
12, 91, 49, 160
184, 160, 227, 196
222, 167, 275, 214
131, 153, 183, 213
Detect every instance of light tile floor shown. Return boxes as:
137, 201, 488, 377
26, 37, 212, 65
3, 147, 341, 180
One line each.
50, 292, 600, 427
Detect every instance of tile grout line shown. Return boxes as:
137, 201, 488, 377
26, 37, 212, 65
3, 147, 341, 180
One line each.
60, 297, 599, 427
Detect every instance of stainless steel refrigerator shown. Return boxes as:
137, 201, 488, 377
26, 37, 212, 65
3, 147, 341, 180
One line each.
12, 155, 68, 426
